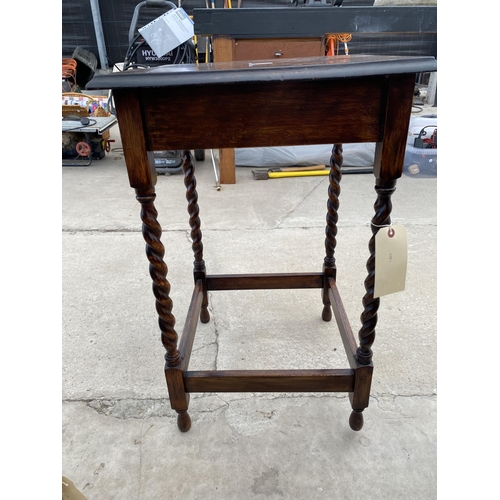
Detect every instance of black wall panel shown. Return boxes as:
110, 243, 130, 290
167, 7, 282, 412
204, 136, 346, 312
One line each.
62, 1, 435, 69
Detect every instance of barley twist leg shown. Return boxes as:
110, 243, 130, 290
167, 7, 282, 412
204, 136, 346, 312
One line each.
349, 178, 397, 430
356, 179, 397, 365
322, 143, 343, 321
182, 150, 210, 323
136, 187, 191, 431
136, 188, 180, 366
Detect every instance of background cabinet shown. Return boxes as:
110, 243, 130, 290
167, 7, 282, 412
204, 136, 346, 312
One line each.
213, 36, 326, 184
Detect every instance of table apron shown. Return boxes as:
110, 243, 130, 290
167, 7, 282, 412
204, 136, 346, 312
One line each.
122, 76, 388, 151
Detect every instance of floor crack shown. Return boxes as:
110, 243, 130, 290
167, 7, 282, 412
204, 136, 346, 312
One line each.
276, 177, 328, 228
207, 292, 220, 370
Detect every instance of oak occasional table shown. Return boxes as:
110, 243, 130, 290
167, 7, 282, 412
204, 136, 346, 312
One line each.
87, 55, 437, 432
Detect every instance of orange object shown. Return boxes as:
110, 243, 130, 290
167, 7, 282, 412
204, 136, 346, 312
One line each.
62, 58, 78, 91
326, 35, 336, 56
326, 34, 352, 57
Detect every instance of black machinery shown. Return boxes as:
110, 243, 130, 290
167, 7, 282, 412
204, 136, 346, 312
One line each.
123, 0, 205, 174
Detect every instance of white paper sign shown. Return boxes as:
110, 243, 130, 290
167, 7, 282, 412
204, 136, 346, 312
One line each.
138, 8, 194, 58
373, 223, 408, 298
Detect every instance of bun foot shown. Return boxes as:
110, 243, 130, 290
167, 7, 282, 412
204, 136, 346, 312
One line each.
177, 410, 192, 432
200, 307, 210, 323
322, 304, 332, 321
349, 410, 364, 431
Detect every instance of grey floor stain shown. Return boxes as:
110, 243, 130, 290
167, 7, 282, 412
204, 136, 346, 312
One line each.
251, 467, 284, 497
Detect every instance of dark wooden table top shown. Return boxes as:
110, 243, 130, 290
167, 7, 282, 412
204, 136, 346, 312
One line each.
87, 55, 437, 90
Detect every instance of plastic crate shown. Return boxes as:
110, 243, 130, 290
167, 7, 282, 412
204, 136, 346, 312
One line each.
403, 145, 437, 177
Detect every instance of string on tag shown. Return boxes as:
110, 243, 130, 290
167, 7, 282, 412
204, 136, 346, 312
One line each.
365, 220, 402, 228
371, 222, 392, 228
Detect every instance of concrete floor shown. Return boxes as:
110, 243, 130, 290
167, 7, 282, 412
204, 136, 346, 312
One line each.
62, 111, 437, 499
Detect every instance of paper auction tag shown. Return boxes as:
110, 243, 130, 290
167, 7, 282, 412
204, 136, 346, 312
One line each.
62, 477, 88, 500
373, 224, 407, 298
139, 8, 194, 58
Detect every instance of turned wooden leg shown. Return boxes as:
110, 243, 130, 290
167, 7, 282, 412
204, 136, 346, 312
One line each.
322, 143, 343, 321
357, 178, 397, 364
349, 410, 364, 431
349, 178, 397, 429
177, 409, 192, 432
182, 151, 210, 323
136, 187, 191, 431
